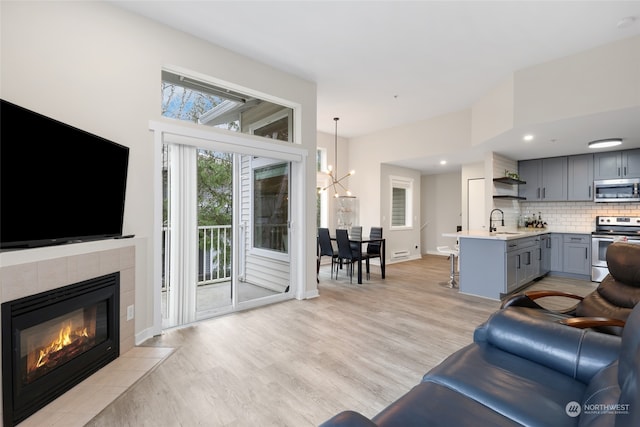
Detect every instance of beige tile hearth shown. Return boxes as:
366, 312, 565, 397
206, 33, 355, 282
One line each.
18, 347, 173, 427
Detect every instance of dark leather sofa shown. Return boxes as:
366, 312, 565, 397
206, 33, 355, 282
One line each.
319, 302, 640, 427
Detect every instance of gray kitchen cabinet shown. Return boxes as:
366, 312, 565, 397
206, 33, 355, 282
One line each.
504, 238, 541, 294
550, 234, 563, 272
563, 234, 591, 275
459, 233, 557, 300
518, 157, 568, 201
519, 236, 540, 287
505, 241, 519, 294
627, 149, 640, 178
517, 160, 540, 201
567, 154, 594, 201
594, 149, 640, 179
539, 234, 551, 275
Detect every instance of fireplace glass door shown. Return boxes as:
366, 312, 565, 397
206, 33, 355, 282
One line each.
21, 302, 107, 385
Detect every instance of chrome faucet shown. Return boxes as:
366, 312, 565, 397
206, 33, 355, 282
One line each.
489, 208, 504, 232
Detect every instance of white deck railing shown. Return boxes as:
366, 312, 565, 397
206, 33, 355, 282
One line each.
162, 225, 233, 288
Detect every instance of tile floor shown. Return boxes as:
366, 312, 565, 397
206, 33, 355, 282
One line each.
17, 346, 174, 427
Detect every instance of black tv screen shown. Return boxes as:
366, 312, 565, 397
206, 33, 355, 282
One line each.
0, 99, 129, 249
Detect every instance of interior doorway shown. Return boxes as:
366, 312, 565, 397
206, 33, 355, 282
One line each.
468, 178, 485, 231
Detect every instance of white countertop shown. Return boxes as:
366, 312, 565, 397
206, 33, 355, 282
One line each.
443, 228, 592, 241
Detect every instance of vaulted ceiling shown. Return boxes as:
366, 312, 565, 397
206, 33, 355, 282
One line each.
112, 1, 640, 173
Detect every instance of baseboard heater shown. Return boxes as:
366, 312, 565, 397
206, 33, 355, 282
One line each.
391, 250, 410, 260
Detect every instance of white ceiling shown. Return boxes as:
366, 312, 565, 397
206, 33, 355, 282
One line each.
111, 0, 640, 173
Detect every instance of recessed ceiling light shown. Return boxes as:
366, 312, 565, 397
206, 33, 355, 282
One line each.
523, 134, 534, 141
588, 138, 623, 149
440, 160, 447, 165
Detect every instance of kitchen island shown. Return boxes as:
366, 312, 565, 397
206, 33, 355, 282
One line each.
443, 229, 555, 300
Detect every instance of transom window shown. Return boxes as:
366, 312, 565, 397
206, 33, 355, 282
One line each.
162, 70, 294, 142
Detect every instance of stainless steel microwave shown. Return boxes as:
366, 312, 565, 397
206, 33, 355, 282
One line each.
594, 178, 640, 202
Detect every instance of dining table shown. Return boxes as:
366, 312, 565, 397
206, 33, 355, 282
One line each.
330, 234, 386, 284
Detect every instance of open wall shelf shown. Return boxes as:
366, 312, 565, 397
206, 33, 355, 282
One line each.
493, 195, 527, 200
493, 177, 526, 185
493, 177, 527, 200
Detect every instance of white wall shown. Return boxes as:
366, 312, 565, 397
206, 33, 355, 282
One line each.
461, 162, 485, 231
471, 75, 515, 146
347, 110, 471, 260
421, 173, 461, 254
380, 164, 421, 262
1, 1, 318, 342
514, 36, 640, 126
346, 36, 639, 261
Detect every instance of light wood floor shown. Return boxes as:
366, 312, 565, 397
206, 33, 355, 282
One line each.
86, 255, 597, 427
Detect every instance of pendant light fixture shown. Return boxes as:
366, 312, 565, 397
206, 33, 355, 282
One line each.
320, 117, 355, 198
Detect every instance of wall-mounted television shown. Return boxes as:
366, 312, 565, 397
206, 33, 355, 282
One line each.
0, 99, 129, 250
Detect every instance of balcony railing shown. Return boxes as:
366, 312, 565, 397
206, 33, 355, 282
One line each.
198, 225, 232, 284
162, 225, 232, 288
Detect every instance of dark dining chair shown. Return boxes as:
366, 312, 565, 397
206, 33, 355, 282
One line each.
317, 228, 338, 279
365, 227, 383, 278
349, 226, 363, 253
335, 228, 365, 283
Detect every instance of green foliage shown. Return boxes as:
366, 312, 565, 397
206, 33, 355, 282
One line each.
197, 150, 232, 226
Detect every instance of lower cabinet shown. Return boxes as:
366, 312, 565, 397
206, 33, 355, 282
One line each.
550, 234, 563, 272
505, 236, 541, 294
563, 234, 591, 275
518, 237, 540, 288
505, 241, 519, 294
539, 234, 551, 276
458, 232, 588, 301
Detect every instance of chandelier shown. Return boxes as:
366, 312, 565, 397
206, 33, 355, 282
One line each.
320, 117, 355, 198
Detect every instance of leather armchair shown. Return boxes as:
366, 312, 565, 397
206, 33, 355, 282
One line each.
502, 242, 640, 335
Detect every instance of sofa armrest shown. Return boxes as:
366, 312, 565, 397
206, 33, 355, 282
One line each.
318, 411, 378, 427
474, 307, 621, 383
501, 290, 583, 314
560, 317, 626, 329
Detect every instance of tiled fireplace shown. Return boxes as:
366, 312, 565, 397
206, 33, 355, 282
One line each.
0, 243, 136, 426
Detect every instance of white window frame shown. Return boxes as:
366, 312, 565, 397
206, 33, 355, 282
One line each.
390, 175, 413, 230
316, 147, 327, 172
248, 109, 293, 142
249, 156, 290, 262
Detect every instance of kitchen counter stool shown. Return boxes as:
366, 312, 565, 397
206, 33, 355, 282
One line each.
437, 245, 459, 288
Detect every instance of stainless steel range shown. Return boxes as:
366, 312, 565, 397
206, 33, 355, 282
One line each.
591, 216, 640, 282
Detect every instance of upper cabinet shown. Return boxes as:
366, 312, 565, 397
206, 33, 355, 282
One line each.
567, 154, 594, 201
518, 157, 567, 201
594, 149, 640, 180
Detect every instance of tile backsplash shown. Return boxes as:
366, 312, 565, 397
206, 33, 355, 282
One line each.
520, 201, 639, 232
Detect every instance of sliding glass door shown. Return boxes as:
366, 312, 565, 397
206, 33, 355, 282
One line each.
162, 143, 292, 329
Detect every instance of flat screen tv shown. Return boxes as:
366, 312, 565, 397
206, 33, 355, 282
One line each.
0, 99, 130, 250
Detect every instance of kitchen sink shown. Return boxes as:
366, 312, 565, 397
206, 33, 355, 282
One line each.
493, 231, 523, 235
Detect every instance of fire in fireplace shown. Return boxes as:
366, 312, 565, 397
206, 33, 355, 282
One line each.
2, 273, 120, 426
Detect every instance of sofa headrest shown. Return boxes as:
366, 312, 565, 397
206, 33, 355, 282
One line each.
606, 243, 640, 287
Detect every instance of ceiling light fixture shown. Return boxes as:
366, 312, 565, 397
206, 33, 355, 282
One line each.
588, 138, 623, 149
440, 160, 447, 165
319, 117, 355, 198
523, 134, 534, 141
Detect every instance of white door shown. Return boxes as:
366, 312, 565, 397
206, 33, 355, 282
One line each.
468, 178, 485, 231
